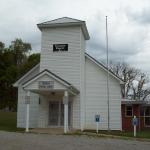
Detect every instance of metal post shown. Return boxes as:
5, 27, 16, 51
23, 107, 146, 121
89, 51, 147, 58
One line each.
133, 116, 136, 137
134, 124, 136, 137
58, 101, 61, 126
64, 91, 68, 133
96, 122, 99, 134
106, 16, 110, 131
95, 114, 100, 134
25, 91, 30, 132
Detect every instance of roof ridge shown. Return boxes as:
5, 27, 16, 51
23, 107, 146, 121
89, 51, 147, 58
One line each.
37, 17, 84, 25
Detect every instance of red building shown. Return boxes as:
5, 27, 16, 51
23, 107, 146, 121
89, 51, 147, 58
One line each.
121, 99, 150, 131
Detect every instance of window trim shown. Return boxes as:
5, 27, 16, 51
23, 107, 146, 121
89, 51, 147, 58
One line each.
144, 116, 150, 127
140, 106, 145, 117
125, 105, 133, 117
144, 107, 150, 127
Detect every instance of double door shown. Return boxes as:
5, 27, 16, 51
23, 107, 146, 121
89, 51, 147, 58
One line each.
49, 101, 71, 126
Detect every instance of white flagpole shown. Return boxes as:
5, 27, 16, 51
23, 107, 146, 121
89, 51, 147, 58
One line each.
106, 16, 110, 131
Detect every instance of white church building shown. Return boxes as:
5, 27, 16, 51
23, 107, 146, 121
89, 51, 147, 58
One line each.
14, 17, 123, 133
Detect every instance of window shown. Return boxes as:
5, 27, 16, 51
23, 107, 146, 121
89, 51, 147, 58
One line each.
140, 107, 145, 116
125, 105, 133, 117
144, 107, 150, 126
145, 107, 150, 116
145, 117, 150, 126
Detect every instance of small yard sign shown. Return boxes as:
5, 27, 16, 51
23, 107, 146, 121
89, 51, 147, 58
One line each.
95, 115, 100, 122
95, 115, 100, 133
132, 116, 138, 137
132, 117, 138, 126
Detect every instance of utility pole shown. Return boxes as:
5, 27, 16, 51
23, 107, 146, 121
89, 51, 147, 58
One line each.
106, 16, 110, 131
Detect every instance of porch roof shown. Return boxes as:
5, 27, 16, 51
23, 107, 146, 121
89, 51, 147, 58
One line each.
22, 69, 79, 95
121, 99, 148, 105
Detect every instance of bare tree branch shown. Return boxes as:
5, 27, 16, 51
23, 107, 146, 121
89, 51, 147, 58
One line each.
109, 61, 150, 100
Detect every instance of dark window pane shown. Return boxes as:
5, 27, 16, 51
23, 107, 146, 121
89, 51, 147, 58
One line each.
140, 107, 144, 116
126, 111, 132, 116
145, 107, 150, 116
126, 106, 133, 116
145, 117, 150, 126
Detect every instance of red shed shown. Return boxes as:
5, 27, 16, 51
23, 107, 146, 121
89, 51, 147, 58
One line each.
121, 99, 150, 131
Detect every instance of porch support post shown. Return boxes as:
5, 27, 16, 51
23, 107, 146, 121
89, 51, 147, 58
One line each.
25, 90, 30, 132
63, 91, 68, 133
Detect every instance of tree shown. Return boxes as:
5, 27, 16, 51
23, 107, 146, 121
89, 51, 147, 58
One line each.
0, 42, 4, 51
0, 39, 40, 111
131, 73, 150, 100
9, 39, 31, 67
110, 61, 138, 98
18, 53, 40, 78
110, 61, 150, 100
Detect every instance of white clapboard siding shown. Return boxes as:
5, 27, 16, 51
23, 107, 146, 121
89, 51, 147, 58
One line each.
17, 86, 39, 128
85, 57, 122, 130
40, 26, 81, 89
72, 95, 80, 129
39, 26, 86, 129
17, 65, 40, 128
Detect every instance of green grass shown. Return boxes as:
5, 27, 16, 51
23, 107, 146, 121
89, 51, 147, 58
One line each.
84, 130, 150, 139
0, 112, 150, 139
0, 112, 24, 132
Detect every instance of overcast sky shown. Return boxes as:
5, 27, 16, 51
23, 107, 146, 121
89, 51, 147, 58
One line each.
0, 0, 150, 75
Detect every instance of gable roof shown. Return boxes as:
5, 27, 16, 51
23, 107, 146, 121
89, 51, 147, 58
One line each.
22, 69, 79, 94
85, 53, 124, 84
37, 17, 90, 40
38, 17, 83, 25
23, 69, 71, 87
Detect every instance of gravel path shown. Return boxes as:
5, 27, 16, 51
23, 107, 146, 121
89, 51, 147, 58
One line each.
0, 131, 150, 150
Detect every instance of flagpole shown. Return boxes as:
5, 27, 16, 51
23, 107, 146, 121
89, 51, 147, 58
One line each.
106, 16, 110, 131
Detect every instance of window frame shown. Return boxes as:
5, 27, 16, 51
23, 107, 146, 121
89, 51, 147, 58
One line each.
125, 105, 133, 117
140, 106, 145, 117
144, 107, 150, 127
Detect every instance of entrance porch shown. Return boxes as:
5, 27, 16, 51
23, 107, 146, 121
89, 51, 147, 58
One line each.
22, 69, 79, 133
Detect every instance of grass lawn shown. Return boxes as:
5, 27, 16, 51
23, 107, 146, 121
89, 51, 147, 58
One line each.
84, 130, 150, 139
0, 112, 150, 139
0, 112, 24, 132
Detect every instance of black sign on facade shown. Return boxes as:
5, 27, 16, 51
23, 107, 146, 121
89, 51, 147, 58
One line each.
53, 44, 68, 52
